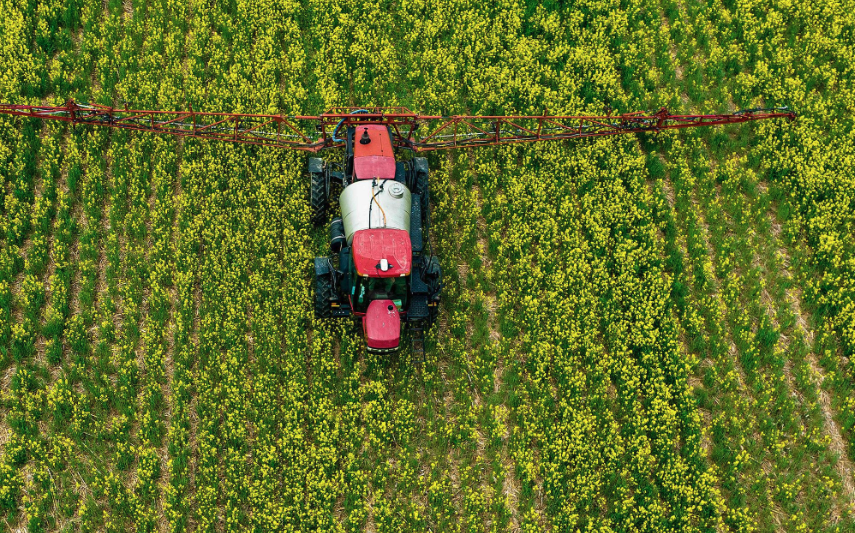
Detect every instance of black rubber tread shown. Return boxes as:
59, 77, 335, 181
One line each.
310, 170, 328, 227
405, 160, 416, 191
315, 274, 332, 319
428, 305, 439, 326
394, 162, 407, 185
426, 256, 441, 280
414, 172, 428, 197
413, 157, 429, 196
426, 255, 442, 301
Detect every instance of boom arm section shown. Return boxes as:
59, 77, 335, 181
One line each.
0, 100, 326, 151
405, 107, 796, 151
0, 101, 795, 152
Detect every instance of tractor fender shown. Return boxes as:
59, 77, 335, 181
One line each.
308, 158, 324, 174
314, 257, 332, 277
426, 256, 441, 278
413, 157, 429, 176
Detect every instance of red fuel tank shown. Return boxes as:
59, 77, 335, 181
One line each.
363, 299, 401, 350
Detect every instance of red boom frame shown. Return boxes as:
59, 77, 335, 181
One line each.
0, 100, 795, 152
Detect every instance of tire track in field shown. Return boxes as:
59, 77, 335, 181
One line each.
654, 1, 816, 528
124, 135, 158, 531
697, 159, 787, 533
760, 188, 855, 515
440, 151, 476, 529
741, 177, 855, 521
137, 139, 159, 526
735, 169, 849, 525
163, 138, 195, 533
154, 140, 181, 533
69, 130, 113, 520
47, 127, 83, 529
470, 152, 519, 531
663, 143, 783, 532
650, 155, 718, 459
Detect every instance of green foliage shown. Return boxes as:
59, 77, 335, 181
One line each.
0, 0, 853, 531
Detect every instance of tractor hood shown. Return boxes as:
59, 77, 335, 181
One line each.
363, 299, 401, 351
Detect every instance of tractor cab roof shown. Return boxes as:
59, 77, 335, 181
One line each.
353, 124, 396, 180
352, 228, 411, 278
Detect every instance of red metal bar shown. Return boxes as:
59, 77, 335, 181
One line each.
153, 113, 192, 128
243, 118, 276, 134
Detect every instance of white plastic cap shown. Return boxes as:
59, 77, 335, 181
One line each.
380, 258, 389, 271
388, 182, 405, 198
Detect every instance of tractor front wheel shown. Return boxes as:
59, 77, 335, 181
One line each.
410, 157, 429, 196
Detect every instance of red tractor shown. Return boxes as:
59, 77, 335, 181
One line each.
309, 123, 441, 354
0, 101, 794, 356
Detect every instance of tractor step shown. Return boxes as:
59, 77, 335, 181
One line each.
408, 294, 430, 319
410, 194, 423, 254
329, 170, 345, 186
332, 307, 351, 318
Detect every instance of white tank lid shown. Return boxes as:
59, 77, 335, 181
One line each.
388, 182, 405, 198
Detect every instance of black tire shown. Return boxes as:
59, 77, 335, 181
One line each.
310, 167, 328, 227
428, 305, 439, 327
426, 255, 442, 301
416, 172, 429, 198
315, 274, 332, 319
406, 161, 416, 191
413, 158, 429, 196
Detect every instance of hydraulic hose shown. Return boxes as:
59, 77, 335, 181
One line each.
371, 188, 387, 227
368, 178, 387, 229
332, 109, 371, 142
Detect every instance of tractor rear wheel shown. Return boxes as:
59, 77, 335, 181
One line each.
310, 160, 328, 227
426, 256, 442, 293
315, 274, 333, 319
426, 256, 442, 326
428, 305, 439, 326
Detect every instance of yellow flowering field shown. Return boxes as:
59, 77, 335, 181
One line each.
0, 0, 853, 532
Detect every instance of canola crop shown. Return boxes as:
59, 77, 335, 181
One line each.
0, 0, 853, 532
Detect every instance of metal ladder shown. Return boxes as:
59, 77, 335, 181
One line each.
410, 324, 426, 364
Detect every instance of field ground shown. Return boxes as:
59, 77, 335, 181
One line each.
0, 0, 854, 531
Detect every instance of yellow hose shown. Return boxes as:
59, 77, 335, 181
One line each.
371, 186, 387, 227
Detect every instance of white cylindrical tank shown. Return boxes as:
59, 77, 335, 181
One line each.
340, 180, 412, 244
